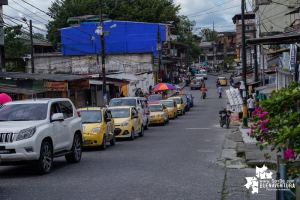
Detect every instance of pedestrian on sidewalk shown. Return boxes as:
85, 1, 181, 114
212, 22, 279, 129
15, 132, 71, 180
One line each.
217, 85, 224, 98
247, 95, 255, 118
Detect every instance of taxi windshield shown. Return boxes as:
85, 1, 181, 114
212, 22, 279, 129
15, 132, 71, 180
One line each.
148, 95, 162, 101
110, 108, 130, 118
180, 95, 187, 102
149, 105, 163, 112
80, 110, 102, 123
219, 77, 226, 80
109, 99, 136, 107
159, 101, 173, 107
171, 99, 180, 104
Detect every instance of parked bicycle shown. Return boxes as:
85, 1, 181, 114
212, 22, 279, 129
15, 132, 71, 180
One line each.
219, 108, 232, 129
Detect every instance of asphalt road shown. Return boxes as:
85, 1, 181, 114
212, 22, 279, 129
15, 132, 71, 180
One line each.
0, 73, 233, 200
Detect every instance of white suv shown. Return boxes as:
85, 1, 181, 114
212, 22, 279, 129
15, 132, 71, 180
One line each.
0, 98, 83, 174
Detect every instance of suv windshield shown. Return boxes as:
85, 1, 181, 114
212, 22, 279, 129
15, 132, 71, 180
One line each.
159, 101, 173, 107
149, 105, 163, 112
109, 108, 130, 118
109, 99, 136, 107
196, 74, 203, 77
186, 94, 192, 99
148, 95, 162, 101
79, 110, 102, 123
0, 103, 48, 121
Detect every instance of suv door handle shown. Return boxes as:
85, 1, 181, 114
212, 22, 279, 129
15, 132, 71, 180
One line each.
62, 122, 67, 126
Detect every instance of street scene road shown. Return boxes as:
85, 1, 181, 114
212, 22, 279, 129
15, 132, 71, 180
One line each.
0, 74, 232, 200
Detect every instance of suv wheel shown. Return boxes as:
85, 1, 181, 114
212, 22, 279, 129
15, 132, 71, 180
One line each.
138, 125, 144, 137
65, 134, 82, 163
130, 128, 135, 140
36, 141, 53, 174
144, 120, 149, 130
110, 134, 116, 146
100, 135, 107, 150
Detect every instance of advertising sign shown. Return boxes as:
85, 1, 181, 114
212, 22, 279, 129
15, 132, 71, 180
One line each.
230, 112, 240, 126
44, 82, 68, 91
238, 19, 255, 24
69, 79, 90, 90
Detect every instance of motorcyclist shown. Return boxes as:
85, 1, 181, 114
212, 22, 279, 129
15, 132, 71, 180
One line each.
201, 85, 207, 99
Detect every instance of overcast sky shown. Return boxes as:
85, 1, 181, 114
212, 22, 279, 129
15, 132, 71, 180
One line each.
3, 0, 249, 35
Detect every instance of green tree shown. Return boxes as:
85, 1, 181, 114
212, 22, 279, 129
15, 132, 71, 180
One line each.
199, 28, 217, 42
4, 25, 30, 58
46, 0, 181, 48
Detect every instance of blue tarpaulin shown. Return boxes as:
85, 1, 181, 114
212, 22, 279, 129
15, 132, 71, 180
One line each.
61, 21, 166, 56
201, 62, 209, 66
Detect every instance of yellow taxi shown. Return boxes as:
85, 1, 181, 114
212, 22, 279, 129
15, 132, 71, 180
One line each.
109, 106, 144, 140
158, 100, 178, 119
149, 104, 169, 125
218, 77, 227, 86
77, 107, 115, 150
168, 96, 185, 116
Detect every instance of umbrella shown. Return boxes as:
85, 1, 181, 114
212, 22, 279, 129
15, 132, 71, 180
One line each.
0, 93, 12, 104
152, 83, 173, 90
152, 83, 176, 92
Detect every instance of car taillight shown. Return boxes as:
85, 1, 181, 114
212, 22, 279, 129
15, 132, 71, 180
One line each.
77, 111, 81, 117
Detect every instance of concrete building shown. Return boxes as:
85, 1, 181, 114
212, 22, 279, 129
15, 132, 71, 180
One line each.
216, 31, 237, 61
252, 0, 300, 36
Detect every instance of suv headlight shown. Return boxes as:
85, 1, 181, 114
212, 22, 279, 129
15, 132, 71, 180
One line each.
121, 120, 130, 127
17, 127, 36, 141
90, 128, 100, 135
157, 113, 164, 117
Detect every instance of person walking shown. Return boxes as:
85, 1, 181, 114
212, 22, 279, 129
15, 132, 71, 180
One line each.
247, 95, 255, 118
217, 85, 224, 98
216, 78, 220, 88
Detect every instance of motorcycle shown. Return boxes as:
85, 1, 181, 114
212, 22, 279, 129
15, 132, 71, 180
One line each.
219, 108, 232, 129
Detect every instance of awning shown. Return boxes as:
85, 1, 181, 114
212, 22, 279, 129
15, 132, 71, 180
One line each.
0, 72, 91, 82
0, 84, 45, 95
246, 30, 300, 45
264, 46, 300, 55
89, 79, 129, 87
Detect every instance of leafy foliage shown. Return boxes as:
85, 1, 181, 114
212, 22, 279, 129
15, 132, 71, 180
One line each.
249, 82, 300, 178
199, 28, 217, 42
4, 25, 30, 58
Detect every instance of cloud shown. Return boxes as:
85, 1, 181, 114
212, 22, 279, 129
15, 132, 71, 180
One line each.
174, 0, 248, 32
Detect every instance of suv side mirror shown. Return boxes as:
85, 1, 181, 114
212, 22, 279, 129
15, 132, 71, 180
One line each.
51, 113, 64, 122
105, 118, 111, 122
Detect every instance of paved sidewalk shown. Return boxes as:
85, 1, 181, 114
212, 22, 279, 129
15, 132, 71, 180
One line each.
213, 128, 276, 200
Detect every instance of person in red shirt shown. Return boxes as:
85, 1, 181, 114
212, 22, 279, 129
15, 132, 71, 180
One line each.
201, 86, 207, 99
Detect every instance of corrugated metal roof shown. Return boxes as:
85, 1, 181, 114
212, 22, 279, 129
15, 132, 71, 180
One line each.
0, 72, 91, 82
0, 84, 45, 95
106, 73, 140, 81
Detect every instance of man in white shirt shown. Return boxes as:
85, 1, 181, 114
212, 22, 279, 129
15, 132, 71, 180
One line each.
247, 95, 255, 118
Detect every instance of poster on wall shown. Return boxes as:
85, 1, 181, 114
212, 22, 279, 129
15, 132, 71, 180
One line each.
44, 82, 68, 91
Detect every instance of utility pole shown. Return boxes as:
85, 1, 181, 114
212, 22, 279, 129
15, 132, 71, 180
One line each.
241, 0, 248, 128
99, 0, 107, 104
213, 22, 215, 67
253, 29, 258, 82
261, 43, 265, 86
187, 27, 190, 68
0, 0, 8, 72
30, 20, 34, 73
157, 25, 161, 82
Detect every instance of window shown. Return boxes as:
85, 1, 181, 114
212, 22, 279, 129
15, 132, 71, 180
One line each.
131, 108, 136, 117
79, 110, 102, 123
162, 105, 167, 110
109, 108, 130, 118
59, 101, 73, 118
0, 103, 48, 121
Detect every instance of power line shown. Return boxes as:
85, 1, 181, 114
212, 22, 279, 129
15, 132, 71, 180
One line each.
189, 5, 241, 18
7, 5, 46, 25
20, 0, 53, 18
187, 0, 234, 16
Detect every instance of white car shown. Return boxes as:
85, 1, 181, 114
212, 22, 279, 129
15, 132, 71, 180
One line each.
0, 98, 83, 174
109, 97, 150, 130
200, 69, 208, 80
195, 74, 204, 80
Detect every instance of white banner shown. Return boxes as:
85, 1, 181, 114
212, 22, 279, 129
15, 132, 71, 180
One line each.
289, 44, 297, 71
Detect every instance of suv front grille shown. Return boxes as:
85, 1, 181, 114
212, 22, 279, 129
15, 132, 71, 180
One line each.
0, 133, 14, 143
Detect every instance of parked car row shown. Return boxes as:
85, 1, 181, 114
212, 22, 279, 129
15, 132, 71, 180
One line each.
0, 93, 195, 174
